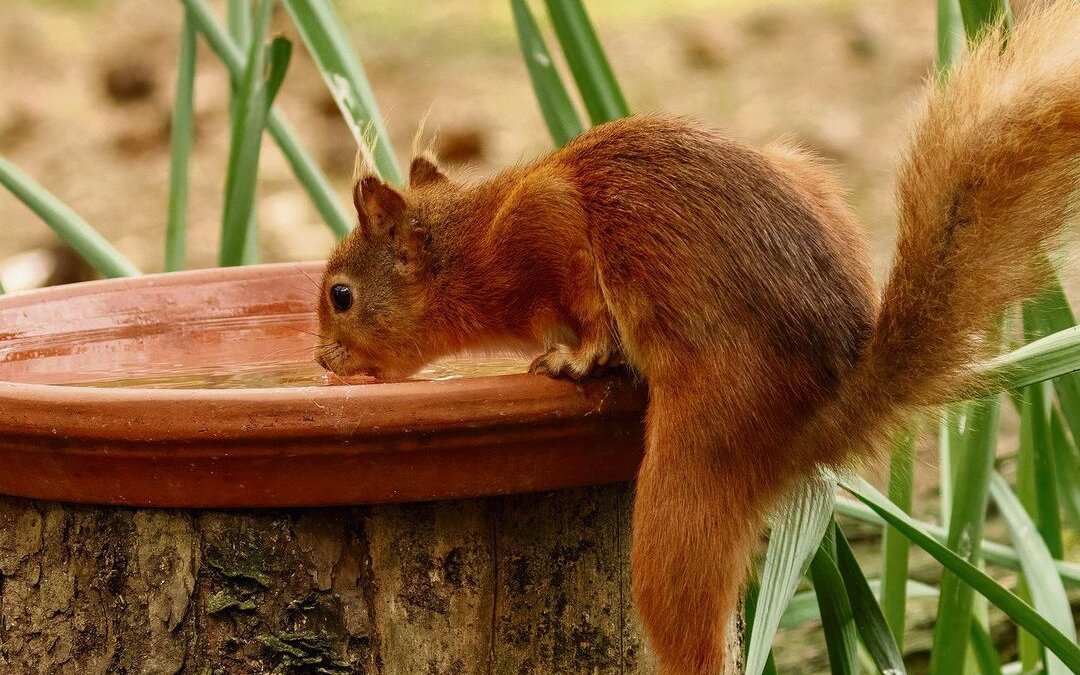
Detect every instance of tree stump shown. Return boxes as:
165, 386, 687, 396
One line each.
0, 483, 743, 674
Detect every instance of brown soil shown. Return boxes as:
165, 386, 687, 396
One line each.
0, 0, 935, 277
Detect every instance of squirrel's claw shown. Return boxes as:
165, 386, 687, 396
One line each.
529, 344, 621, 380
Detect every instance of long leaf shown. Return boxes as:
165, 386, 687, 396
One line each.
165, 9, 197, 272
930, 395, 1000, 675
1050, 409, 1080, 531
0, 156, 141, 278
835, 525, 907, 674
782, 579, 939, 630
219, 6, 291, 267
881, 428, 916, 650
1021, 301, 1066, 557
180, 0, 353, 238
969, 617, 1005, 675
227, 0, 252, 47
1029, 283, 1080, 466
957, 0, 1011, 39
744, 580, 779, 675
745, 475, 835, 675
990, 473, 1076, 675
282, 0, 402, 185
542, 0, 628, 125
841, 476, 1080, 672
939, 404, 968, 531
510, 0, 584, 147
1016, 337, 1063, 672
781, 576, 1001, 675
978, 326, 1080, 390
937, 0, 965, 73
810, 524, 859, 675
835, 497, 1080, 586
227, 0, 259, 266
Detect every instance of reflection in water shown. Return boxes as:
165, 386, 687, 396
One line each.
0, 308, 530, 389
68, 356, 531, 389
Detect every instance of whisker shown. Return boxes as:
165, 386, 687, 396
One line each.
295, 265, 321, 291
287, 284, 320, 299
290, 326, 330, 340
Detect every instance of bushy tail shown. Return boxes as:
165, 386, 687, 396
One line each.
631, 7, 1079, 674
809, 1, 1080, 462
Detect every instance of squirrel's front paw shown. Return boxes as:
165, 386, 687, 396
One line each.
529, 344, 618, 380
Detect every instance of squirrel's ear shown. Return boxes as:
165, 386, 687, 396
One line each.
353, 176, 406, 236
409, 156, 448, 188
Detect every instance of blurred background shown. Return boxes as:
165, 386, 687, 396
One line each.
0, 0, 934, 286
5, 2, 1070, 672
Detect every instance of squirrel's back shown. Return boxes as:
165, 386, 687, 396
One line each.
553, 115, 877, 403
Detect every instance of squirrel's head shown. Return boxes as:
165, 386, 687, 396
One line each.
316, 156, 456, 379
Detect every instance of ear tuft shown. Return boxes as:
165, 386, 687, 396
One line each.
409, 156, 448, 188
353, 176, 406, 236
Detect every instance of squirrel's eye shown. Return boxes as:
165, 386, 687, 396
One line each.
330, 284, 353, 312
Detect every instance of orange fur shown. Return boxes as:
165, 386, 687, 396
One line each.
317, 4, 1080, 672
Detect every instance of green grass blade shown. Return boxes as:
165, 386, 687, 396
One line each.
227, 0, 252, 46
510, 0, 584, 147
0, 279, 5, 295
939, 404, 966, 530
782, 579, 939, 630
810, 524, 859, 675
227, 0, 259, 266
281, 0, 402, 185
937, 0, 964, 73
835, 497, 1080, 586
841, 476, 1080, 671
1027, 284, 1080, 455
1013, 378, 1063, 670
1021, 297, 1067, 556
969, 617, 1005, 675
219, 4, 291, 267
180, 0, 353, 238
264, 36, 293, 103
165, 9, 198, 272
1013, 319, 1060, 674
1016, 384, 1064, 557
835, 525, 907, 674
781, 576, 1000, 675
930, 395, 1000, 675
218, 0, 271, 266
978, 326, 1080, 390
957, 0, 1011, 39
1050, 409, 1080, 531
0, 155, 141, 278
881, 428, 916, 651
542, 0, 628, 125
746, 475, 835, 675
744, 580, 779, 675
1024, 283, 1080, 535
990, 472, 1076, 675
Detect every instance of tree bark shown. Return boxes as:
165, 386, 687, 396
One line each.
0, 484, 743, 674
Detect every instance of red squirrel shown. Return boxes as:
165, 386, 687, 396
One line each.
317, 5, 1080, 673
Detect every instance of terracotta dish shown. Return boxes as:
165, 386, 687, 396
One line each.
0, 263, 645, 507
